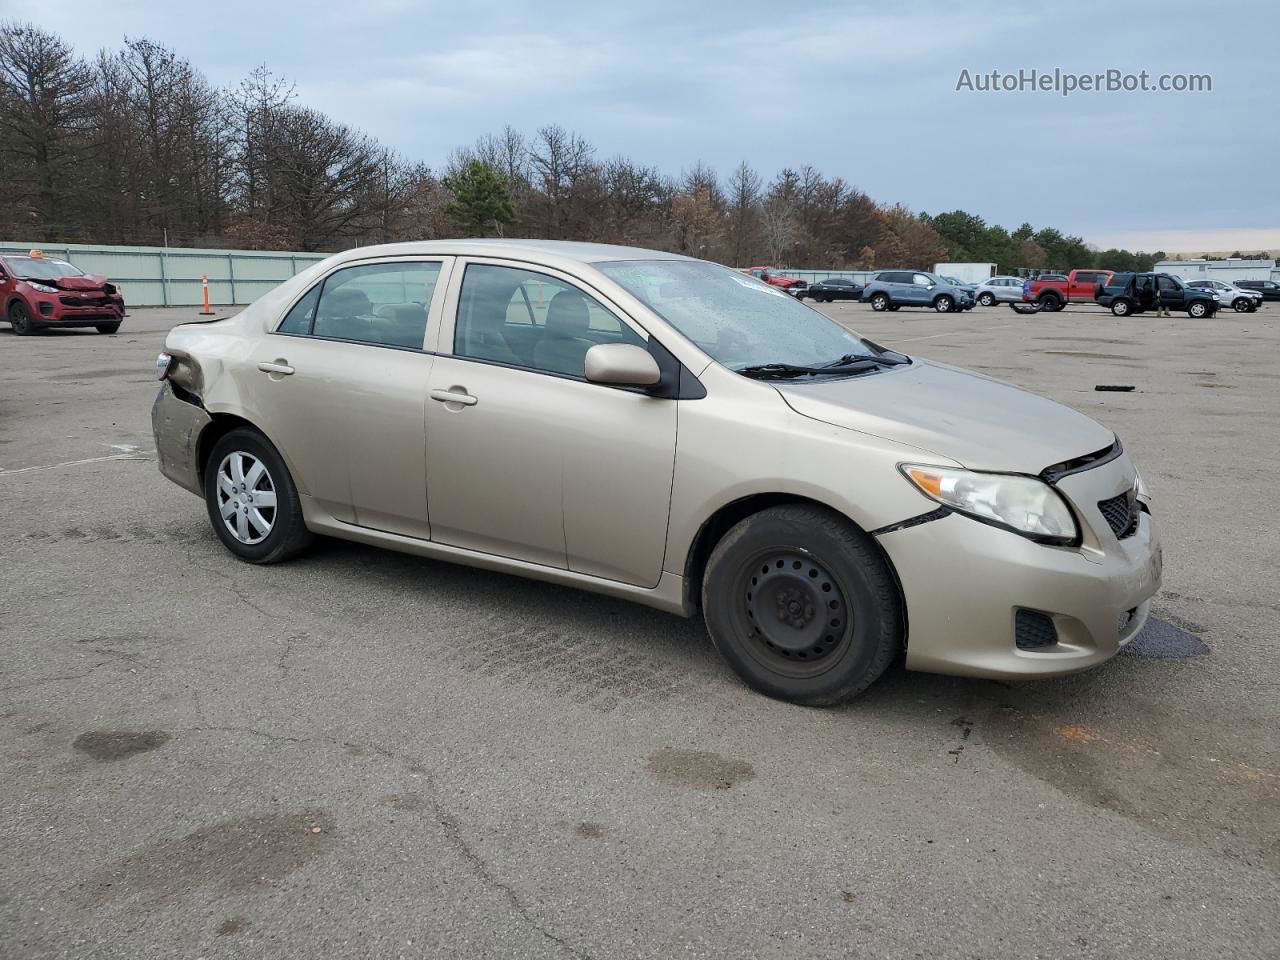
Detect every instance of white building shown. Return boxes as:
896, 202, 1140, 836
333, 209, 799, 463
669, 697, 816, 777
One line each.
1153, 257, 1277, 284
933, 262, 997, 284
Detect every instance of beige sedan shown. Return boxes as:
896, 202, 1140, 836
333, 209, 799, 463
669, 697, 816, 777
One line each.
152, 240, 1161, 704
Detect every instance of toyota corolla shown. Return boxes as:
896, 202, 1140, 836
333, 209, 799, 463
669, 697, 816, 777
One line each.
152, 240, 1161, 705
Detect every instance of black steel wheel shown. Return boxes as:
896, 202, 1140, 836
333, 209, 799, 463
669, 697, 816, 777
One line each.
702, 504, 903, 705
7, 300, 37, 335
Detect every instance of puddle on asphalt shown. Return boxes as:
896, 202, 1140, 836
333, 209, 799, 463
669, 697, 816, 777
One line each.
72, 730, 171, 761
646, 747, 755, 790
1123, 617, 1210, 659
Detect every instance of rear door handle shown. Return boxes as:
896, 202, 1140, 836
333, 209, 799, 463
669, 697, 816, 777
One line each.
257, 361, 295, 376
430, 388, 477, 406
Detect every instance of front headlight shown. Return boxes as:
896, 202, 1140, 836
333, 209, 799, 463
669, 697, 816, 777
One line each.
29, 282, 58, 294
900, 463, 1079, 545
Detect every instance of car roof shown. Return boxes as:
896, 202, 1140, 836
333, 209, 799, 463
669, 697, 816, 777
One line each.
325, 238, 696, 268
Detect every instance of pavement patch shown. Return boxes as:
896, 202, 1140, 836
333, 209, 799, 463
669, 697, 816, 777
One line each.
72, 730, 171, 761
646, 747, 754, 790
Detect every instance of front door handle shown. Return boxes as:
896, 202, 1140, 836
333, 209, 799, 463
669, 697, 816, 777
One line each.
430, 387, 477, 407
257, 361, 295, 376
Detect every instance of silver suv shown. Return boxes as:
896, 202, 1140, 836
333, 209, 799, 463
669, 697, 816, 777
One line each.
153, 241, 1159, 706
862, 271, 976, 313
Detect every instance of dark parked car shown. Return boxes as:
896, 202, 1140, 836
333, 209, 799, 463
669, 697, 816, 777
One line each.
0, 251, 125, 335
1235, 279, 1280, 301
1096, 273, 1218, 318
803, 277, 864, 302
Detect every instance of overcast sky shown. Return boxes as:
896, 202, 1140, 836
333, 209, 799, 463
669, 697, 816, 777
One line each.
9, 0, 1274, 253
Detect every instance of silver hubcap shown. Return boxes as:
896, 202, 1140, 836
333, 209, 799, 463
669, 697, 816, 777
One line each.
216, 451, 277, 544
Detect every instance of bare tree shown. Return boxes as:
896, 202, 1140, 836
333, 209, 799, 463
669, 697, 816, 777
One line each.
0, 21, 94, 235
724, 162, 761, 266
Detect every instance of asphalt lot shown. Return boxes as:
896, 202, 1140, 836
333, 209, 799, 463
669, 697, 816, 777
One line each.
2, 299, 1277, 959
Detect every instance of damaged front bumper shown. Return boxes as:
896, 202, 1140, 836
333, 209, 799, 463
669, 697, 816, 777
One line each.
151, 381, 210, 496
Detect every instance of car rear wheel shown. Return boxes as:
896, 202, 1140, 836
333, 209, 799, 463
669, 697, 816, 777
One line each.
870, 293, 890, 311
701, 504, 902, 706
96, 322, 121, 334
204, 428, 314, 564
933, 295, 954, 313
1188, 301, 1209, 318
978, 292, 995, 306
7, 301, 37, 335
1038, 295, 1063, 312
1111, 299, 1131, 317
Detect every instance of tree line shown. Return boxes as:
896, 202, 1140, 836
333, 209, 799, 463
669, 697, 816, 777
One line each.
1, 20, 1163, 273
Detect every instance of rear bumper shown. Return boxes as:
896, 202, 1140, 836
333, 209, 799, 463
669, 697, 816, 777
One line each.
877, 453, 1162, 679
151, 381, 210, 497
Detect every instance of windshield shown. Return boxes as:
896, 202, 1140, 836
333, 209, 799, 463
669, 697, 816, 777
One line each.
4, 257, 84, 280
596, 259, 885, 371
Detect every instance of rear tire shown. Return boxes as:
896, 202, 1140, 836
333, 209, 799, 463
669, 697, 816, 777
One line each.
204, 428, 314, 564
1111, 299, 1131, 317
702, 504, 903, 706
1038, 294, 1063, 312
7, 300, 37, 335
978, 292, 995, 306
96, 322, 121, 334
870, 293, 890, 312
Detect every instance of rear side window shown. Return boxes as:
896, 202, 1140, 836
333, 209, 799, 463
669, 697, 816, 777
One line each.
278, 286, 320, 335
314, 261, 441, 348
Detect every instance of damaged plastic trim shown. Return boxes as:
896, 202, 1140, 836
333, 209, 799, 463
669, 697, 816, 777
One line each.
1040, 437, 1123, 485
870, 506, 952, 537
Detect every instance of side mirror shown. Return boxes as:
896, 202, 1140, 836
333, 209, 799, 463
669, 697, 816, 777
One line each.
585, 343, 661, 388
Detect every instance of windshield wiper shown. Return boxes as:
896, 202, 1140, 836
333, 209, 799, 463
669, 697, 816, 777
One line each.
821, 351, 910, 368
736, 359, 881, 380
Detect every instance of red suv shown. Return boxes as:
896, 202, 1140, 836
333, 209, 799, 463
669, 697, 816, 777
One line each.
1, 251, 126, 335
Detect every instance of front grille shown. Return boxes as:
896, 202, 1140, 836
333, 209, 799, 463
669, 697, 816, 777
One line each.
1015, 610, 1058, 650
1097, 491, 1138, 539
59, 295, 111, 307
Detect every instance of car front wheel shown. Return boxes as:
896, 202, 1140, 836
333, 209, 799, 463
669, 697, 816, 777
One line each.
204, 428, 314, 564
933, 295, 954, 313
1188, 301, 1208, 318
1232, 298, 1252, 313
96, 322, 121, 334
870, 293, 890, 311
7, 300, 37, 335
701, 504, 903, 705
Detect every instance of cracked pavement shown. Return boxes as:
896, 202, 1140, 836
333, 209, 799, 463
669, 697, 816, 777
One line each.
2, 304, 1278, 959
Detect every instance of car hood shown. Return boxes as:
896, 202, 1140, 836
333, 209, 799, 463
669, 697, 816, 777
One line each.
776, 359, 1114, 473
26, 274, 109, 291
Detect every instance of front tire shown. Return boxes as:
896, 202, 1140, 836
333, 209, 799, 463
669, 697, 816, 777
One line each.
7, 300, 37, 335
701, 505, 903, 706
1188, 301, 1209, 318
870, 293, 890, 312
96, 322, 121, 334
1232, 298, 1252, 313
204, 428, 313, 564
933, 295, 954, 313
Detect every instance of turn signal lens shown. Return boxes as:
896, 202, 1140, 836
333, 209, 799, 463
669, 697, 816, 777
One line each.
899, 463, 1080, 545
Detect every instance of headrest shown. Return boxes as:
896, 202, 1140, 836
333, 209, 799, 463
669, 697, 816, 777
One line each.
545, 290, 590, 338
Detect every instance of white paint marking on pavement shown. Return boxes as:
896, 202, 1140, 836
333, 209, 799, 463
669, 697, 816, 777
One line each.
0, 452, 154, 477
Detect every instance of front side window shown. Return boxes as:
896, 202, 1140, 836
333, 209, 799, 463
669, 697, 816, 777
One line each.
1158, 276, 1179, 292
453, 263, 645, 378
913, 273, 934, 286
597, 259, 883, 373
286, 260, 441, 348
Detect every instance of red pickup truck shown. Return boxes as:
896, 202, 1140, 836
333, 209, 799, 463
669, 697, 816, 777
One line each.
1023, 269, 1114, 311
743, 266, 808, 296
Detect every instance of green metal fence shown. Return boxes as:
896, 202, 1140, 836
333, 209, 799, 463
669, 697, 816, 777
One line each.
0, 241, 331, 307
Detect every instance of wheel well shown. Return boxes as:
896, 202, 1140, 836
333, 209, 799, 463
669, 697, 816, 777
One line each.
195, 413, 261, 492
681, 494, 905, 629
